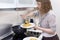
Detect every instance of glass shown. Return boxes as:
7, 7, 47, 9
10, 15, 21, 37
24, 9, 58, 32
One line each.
24, 18, 29, 24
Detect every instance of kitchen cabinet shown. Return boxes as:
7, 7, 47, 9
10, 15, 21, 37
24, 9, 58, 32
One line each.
0, 0, 37, 8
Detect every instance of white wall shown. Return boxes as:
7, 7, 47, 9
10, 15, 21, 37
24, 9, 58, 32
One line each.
0, 10, 26, 25
0, 8, 33, 25
50, 0, 60, 39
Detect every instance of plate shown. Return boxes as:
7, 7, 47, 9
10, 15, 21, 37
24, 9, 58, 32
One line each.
21, 23, 35, 28
27, 29, 43, 33
23, 37, 40, 40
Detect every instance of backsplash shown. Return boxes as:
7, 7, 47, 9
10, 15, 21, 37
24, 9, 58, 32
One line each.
0, 8, 34, 24
0, 10, 26, 24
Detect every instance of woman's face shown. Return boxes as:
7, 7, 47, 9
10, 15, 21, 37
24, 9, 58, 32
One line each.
37, 2, 41, 10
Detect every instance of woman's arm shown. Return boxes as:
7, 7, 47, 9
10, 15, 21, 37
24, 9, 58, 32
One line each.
20, 8, 37, 19
20, 12, 34, 19
34, 27, 55, 35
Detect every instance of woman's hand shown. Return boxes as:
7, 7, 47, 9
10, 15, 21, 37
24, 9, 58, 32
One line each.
33, 26, 40, 30
20, 15, 26, 19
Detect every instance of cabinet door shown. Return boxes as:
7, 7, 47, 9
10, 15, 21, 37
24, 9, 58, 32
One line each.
0, 0, 16, 8
16, 0, 37, 8
0, 0, 37, 8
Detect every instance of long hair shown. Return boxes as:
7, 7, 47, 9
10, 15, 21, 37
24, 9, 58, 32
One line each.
36, 0, 52, 13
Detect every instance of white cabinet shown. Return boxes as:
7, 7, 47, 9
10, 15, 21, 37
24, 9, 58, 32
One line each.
0, 0, 16, 8
0, 0, 37, 8
17, 0, 37, 8
0, 0, 14, 3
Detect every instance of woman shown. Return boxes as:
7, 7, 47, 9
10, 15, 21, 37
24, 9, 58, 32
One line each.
21, 0, 59, 40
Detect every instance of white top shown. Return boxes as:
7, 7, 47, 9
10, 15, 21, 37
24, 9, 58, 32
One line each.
33, 10, 56, 37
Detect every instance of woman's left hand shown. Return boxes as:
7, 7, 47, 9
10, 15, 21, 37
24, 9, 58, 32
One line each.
33, 26, 40, 30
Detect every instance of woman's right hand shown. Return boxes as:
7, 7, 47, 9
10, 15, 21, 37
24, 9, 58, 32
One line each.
20, 15, 26, 19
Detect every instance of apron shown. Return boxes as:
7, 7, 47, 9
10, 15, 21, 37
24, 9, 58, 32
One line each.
42, 34, 59, 40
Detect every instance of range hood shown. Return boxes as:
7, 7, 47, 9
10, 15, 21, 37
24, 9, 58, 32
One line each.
0, 0, 37, 8
0, 0, 16, 8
